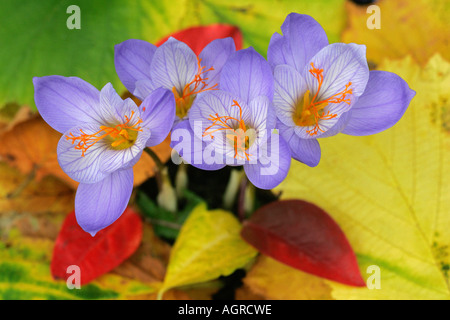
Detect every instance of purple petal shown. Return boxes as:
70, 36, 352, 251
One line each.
150, 38, 198, 94
75, 168, 133, 236
139, 87, 176, 146
267, 32, 289, 71
342, 71, 415, 136
248, 95, 277, 133
57, 123, 110, 184
305, 43, 369, 102
278, 120, 321, 167
244, 131, 291, 189
199, 37, 236, 89
170, 120, 226, 170
33, 76, 101, 133
114, 39, 156, 95
307, 109, 353, 139
98, 83, 135, 124
220, 47, 274, 104
273, 64, 307, 127
292, 43, 369, 138
268, 13, 328, 72
133, 79, 156, 100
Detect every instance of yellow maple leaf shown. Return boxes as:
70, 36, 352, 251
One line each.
342, 0, 450, 66
242, 255, 332, 300
275, 54, 450, 299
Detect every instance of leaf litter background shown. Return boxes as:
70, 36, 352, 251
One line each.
0, 0, 449, 300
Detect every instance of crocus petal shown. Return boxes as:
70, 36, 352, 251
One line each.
273, 64, 308, 127
75, 168, 133, 236
57, 123, 110, 184
139, 87, 176, 146
114, 39, 157, 95
267, 33, 289, 71
150, 37, 198, 94
248, 95, 277, 133
199, 37, 236, 88
307, 109, 353, 139
342, 71, 415, 136
170, 120, 226, 170
220, 47, 274, 104
268, 13, 328, 72
278, 120, 321, 167
33, 76, 101, 133
133, 79, 156, 100
244, 131, 291, 189
98, 83, 136, 124
305, 43, 369, 117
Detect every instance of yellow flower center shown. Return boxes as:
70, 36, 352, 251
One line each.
293, 62, 353, 136
65, 111, 143, 157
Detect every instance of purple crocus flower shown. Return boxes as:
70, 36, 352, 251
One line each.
33, 76, 175, 235
268, 13, 415, 167
170, 47, 291, 190
114, 37, 236, 125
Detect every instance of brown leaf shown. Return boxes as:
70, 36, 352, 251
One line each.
0, 161, 74, 214
0, 104, 34, 135
0, 115, 65, 182
112, 219, 171, 283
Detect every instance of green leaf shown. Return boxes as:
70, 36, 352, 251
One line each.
159, 203, 257, 297
1, 0, 346, 109
137, 189, 204, 240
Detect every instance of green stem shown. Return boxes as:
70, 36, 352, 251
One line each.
237, 174, 248, 221
222, 169, 244, 210
144, 147, 165, 187
175, 162, 189, 198
144, 147, 178, 213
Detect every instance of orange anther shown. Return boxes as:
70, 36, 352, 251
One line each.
202, 100, 251, 160
66, 111, 143, 157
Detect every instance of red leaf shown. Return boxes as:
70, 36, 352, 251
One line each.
51, 208, 143, 285
155, 24, 243, 55
241, 200, 365, 287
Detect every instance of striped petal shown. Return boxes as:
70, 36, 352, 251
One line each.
57, 123, 110, 184
75, 168, 134, 236
342, 70, 415, 136
199, 37, 236, 89
150, 38, 198, 94
244, 131, 291, 189
139, 87, 176, 146
268, 13, 328, 72
33, 76, 101, 133
114, 39, 156, 96
220, 47, 274, 104
273, 64, 307, 127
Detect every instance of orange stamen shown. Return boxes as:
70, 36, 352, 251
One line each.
202, 100, 251, 160
65, 111, 143, 157
174, 56, 219, 118
296, 62, 353, 136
